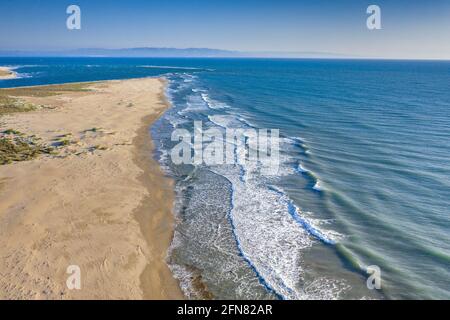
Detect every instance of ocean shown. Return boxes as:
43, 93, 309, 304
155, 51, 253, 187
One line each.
1, 57, 449, 299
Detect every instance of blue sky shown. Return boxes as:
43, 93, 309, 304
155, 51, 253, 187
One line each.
0, 0, 449, 59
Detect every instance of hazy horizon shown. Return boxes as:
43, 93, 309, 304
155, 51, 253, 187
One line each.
0, 0, 449, 60
1, 47, 450, 61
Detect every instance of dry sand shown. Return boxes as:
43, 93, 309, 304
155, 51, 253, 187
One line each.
0, 67, 17, 80
0, 78, 184, 299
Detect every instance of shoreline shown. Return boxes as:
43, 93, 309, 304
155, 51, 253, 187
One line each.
0, 77, 184, 299
132, 93, 184, 300
0, 66, 18, 80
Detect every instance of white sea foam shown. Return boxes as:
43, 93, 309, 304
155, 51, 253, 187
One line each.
301, 211, 344, 243
211, 165, 312, 299
201, 93, 229, 109
178, 96, 209, 114
313, 180, 323, 191
2, 64, 42, 69
157, 148, 173, 174
14, 73, 33, 79
141, 65, 197, 70
297, 162, 309, 173
205, 106, 342, 297
167, 264, 199, 299
210, 164, 346, 299
140, 65, 213, 71
208, 114, 241, 128
165, 112, 189, 127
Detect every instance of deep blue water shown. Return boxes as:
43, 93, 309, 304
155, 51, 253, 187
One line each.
1, 57, 449, 299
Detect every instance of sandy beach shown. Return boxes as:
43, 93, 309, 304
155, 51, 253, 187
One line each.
0, 78, 184, 299
0, 67, 17, 80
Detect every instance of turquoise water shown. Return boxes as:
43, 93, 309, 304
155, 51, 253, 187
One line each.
1, 58, 449, 299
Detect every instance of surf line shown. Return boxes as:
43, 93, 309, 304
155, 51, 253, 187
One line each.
268, 185, 335, 245
204, 112, 296, 299
230, 135, 300, 298
224, 174, 287, 300
216, 134, 285, 299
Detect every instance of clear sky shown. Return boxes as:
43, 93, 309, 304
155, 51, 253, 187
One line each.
0, 0, 449, 59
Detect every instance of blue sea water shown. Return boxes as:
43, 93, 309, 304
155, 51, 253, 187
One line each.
1, 57, 449, 299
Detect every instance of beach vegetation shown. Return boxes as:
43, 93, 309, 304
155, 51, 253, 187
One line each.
3, 129, 23, 135
0, 95, 36, 115
85, 127, 100, 133
91, 145, 108, 151
58, 139, 71, 146
0, 82, 92, 98
0, 82, 93, 116
0, 135, 54, 165
57, 133, 72, 138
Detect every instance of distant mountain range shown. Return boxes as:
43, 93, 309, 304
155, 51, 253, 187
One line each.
0, 47, 351, 58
